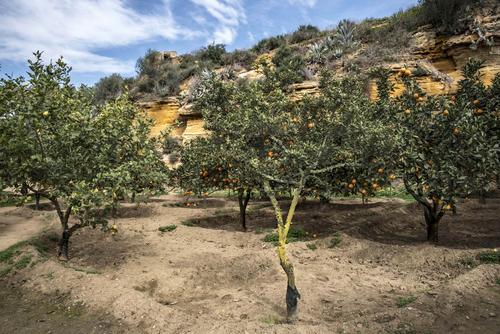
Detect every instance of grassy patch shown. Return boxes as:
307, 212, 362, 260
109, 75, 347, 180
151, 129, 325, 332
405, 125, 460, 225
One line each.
181, 220, 196, 227
396, 296, 417, 308
0, 241, 27, 263
459, 257, 478, 268
263, 227, 307, 245
393, 322, 418, 334
329, 232, 342, 248
478, 251, 499, 264
158, 225, 177, 233
0, 266, 12, 278
14, 254, 33, 270
254, 227, 271, 234
306, 243, 317, 251
65, 265, 101, 275
375, 187, 414, 202
261, 314, 281, 325
30, 233, 59, 255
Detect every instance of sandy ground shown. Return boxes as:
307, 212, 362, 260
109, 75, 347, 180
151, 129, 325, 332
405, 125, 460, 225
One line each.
0, 204, 51, 250
0, 195, 499, 334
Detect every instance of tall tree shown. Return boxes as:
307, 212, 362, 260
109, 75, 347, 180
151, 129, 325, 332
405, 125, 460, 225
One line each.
0, 52, 168, 259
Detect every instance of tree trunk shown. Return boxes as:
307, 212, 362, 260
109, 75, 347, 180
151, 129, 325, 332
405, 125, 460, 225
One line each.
281, 259, 300, 321
131, 192, 136, 203
58, 228, 70, 261
52, 199, 73, 261
426, 216, 439, 242
423, 205, 442, 243
238, 189, 251, 231
35, 193, 41, 210
264, 179, 304, 322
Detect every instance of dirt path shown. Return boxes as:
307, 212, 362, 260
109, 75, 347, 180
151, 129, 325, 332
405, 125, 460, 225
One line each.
0, 195, 499, 333
0, 206, 52, 250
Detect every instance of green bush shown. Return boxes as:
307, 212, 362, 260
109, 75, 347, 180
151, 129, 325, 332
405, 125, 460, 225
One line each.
263, 227, 307, 244
252, 35, 287, 53
135, 49, 199, 97
289, 25, 321, 44
222, 49, 257, 68
419, 0, 480, 33
272, 45, 306, 86
93, 73, 127, 105
196, 43, 226, 66
479, 251, 500, 264
163, 136, 182, 155
306, 243, 317, 251
329, 232, 342, 248
159, 225, 177, 233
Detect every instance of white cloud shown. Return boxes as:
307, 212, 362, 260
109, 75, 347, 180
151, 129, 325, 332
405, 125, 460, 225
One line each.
288, 0, 317, 8
190, 0, 246, 44
213, 26, 238, 44
0, 0, 196, 74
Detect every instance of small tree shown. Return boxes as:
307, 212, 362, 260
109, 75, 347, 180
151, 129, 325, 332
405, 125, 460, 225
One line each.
93, 73, 130, 105
176, 136, 260, 231
0, 52, 167, 259
380, 60, 500, 242
193, 68, 395, 320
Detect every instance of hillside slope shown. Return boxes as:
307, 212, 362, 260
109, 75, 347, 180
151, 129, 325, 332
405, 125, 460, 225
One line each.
141, 1, 499, 140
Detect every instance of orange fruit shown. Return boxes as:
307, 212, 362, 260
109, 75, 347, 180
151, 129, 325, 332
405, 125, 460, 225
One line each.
267, 151, 274, 158
351, 178, 357, 185
377, 168, 384, 174
307, 122, 315, 129
453, 127, 460, 135
404, 109, 411, 115
442, 110, 449, 116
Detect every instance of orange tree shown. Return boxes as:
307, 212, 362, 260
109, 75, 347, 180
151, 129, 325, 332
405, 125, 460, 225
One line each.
174, 136, 260, 231
192, 68, 396, 320
0, 52, 167, 259
377, 60, 500, 242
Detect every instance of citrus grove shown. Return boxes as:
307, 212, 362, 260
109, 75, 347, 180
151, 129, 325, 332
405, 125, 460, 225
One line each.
0, 51, 499, 320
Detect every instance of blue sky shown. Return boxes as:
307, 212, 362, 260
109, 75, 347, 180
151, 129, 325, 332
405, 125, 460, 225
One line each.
0, 0, 418, 85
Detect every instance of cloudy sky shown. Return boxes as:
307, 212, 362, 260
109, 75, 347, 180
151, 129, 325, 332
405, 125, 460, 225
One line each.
0, 0, 418, 85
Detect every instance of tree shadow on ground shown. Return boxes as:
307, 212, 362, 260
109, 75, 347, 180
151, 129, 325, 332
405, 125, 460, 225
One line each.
26, 202, 55, 211
31, 228, 146, 270
185, 198, 500, 250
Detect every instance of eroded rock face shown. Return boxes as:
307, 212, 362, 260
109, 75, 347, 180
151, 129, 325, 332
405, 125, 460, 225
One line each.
369, 22, 499, 99
138, 97, 183, 137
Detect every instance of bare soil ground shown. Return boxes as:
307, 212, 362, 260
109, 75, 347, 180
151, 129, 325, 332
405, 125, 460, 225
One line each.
0, 195, 499, 334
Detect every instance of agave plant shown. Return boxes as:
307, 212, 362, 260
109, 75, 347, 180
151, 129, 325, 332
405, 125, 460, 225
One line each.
323, 35, 337, 50
330, 47, 344, 60
307, 42, 328, 64
335, 19, 359, 51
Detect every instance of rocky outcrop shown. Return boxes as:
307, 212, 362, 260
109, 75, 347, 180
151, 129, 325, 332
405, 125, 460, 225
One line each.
368, 4, 500, 99
138, 97, 183, 137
